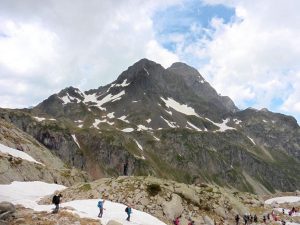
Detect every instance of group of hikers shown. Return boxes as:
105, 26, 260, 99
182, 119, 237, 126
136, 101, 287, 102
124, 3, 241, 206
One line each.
173, 215, 195, 225
235, 214, 258, 224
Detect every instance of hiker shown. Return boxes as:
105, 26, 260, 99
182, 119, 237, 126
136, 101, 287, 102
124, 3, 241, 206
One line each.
253, 214, 257, 223
243, 214, 248, 225
52, 193, 62, 213
125, 205, 132, 221
123, 161, 128, 176
282, 208, 285, 214
263, 215, 266, 224
281, 220, 286, 225
235, 214, 240, 225
188, 219, 195, 225
97, 199, 105, 218
173, 216, 180, 225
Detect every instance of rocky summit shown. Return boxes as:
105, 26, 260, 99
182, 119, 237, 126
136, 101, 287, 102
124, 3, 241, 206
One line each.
0, 58, 300, 195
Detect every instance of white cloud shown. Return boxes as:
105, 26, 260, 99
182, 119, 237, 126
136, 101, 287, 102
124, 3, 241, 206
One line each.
0, 0, 180, 108
174, 0, 300, 120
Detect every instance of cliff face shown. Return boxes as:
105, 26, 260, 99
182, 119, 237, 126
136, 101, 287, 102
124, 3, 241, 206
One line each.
1, 58, 299, 194
0, 118, 89, 186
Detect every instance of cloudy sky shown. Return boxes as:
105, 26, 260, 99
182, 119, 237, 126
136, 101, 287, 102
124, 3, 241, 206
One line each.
1, 0, 300, 122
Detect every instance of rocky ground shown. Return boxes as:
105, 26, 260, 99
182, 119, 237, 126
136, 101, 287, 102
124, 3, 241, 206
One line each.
39, 176, 266, 225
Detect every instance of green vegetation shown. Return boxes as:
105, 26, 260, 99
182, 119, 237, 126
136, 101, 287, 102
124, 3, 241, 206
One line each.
146, 183, 162, 196
79, 183, 92, 192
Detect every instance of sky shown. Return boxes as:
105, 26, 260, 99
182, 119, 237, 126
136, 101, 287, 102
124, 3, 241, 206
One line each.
1, 0, 300, 122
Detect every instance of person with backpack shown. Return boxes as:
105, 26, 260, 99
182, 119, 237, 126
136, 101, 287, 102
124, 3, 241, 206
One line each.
52, 193, 62, 213
125, 205, 132, 221
235, 214, 240, 225
253, 214, 257, 223
97, 199, 105, 218
173, 216, 180, 225
188, 219, 195, 225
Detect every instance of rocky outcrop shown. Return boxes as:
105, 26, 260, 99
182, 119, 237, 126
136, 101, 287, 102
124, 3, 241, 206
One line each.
40, 176, 264, 225
0, 118, 89, 185
0, 202, 15, 223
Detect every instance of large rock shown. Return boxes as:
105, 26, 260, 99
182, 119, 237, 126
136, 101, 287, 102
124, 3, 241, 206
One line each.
162, 193, 184, 220
0, 201, 15, 220
107, 220, 123, 225
203, 215, 214, 225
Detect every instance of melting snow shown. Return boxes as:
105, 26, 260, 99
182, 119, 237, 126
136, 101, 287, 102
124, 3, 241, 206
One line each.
137, 125, 152, 131
152, 135, 160, 141
247, 136, 256, 145
60, 93, 81, 104
71, 134, 81, 148
165, 110, 172, 115
0, 143, 43, 165
206, 118, 236, 132
0, 181, 166, 225
115, 79, 130, 87
121, 128, 134, 132
34, 117, 56, 122
132, 100, 139, 103
265, 196, 300, 205
75, 120, 83, 123
107, 112, 115, 119
160, 97, 198, 116
92, 119, 101, 129
263, 119, 268, 123
78, 124, 83, 128
160, 116, 177, 128
134, 139, 143, 151
144, 67, 149, 75
118, 116, 130, 123
84, 91, 125, 110
187, 121, 202, 131
34, 116, 46, 122
233, 118, 242, 125
146, 118, 151, 123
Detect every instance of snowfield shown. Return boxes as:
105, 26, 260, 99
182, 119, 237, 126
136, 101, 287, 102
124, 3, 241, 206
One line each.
0, 143, 43, 165
0, 181, 167, 225
160, 97, 198, 116
265, 196, 300, 205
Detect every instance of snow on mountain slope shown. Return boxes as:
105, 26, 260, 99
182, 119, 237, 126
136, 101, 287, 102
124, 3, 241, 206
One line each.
160, 97, 198, 116
0, 143, 43, 165
265, 196, 300, 204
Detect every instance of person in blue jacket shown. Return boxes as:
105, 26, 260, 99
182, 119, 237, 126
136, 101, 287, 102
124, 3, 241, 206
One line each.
97, 199, 105, 218
125, 205, 132, 221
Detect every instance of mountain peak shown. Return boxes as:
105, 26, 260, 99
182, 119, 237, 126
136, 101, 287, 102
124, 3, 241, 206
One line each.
168, 62, 203, 79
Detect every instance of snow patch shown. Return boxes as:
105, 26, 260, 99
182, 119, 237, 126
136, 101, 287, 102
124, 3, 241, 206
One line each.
263, 119, 268, 123
206, 118, 236, 132
233, 118, 242, 124
118, 116, 130, 123
160, 97, 198, 116
115, 79, 130, 87
187, 121, 202, 131
132, 100, 139, 103
34, 116, 56, 122
247, 136, 256, 145
160, 116, 177, 128
75, 120, 83, 123
144, 67, 150, 75
146, 118, 151, 123
0, 143, 43, 165
152, 135, 160, 141
107, 112, 115, 119
78, 124, 83, 128
265, 196, 300, 205
134, 139, 143, 151
137, 125, 152, 131
71, 134, 81, 148
121, 128, 134, 132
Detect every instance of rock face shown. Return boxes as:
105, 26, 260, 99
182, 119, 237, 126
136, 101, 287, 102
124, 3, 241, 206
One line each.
0, 58, 300, 193
0, 118, 89, 185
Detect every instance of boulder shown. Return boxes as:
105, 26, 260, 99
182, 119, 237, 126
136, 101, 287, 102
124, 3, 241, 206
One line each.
162, 193, 184, 220
0, 202, 15, 220
203, 215, 214, 225
214, 206, 227, 218
107, 220, 123, 225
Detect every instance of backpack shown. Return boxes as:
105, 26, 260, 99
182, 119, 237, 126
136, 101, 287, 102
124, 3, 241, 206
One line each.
125, 207, 128, 213
97, 201, 103, 208
52, 195, 59, 204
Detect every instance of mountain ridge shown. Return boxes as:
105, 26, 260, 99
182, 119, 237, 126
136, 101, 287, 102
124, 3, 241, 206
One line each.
0, 58, 299, 194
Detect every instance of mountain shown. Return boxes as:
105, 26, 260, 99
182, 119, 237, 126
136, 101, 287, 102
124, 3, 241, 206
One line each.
0, 58, 299, 194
